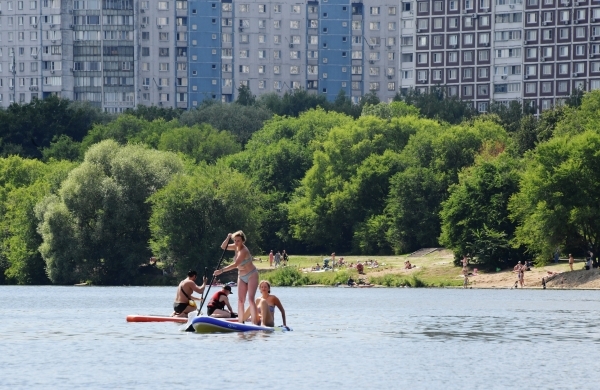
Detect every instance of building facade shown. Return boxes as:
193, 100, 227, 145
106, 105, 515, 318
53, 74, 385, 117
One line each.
0, 0, 599, 113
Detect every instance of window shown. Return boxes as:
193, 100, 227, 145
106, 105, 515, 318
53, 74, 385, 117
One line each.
478, 67, 489, 78
464, 34, 473, 45
558, 63, 569, 74
558, 81, 568, 92
463, 85, 473, 96
478, 50, 489, 61
527, 13, 537, 24
417, 53, 428, 63
527, 48, 537, 58
448, 69, 458, 80
477, 84, 489, 95
418, 2, 428, 12
433, 69, 443, 81
449, 18, 458, 28
543, 29, 553, 40
525, 83, 537, 93
389, 6, 396, 15
433, 53, 443, 63
559, 46, 569, 57
464, 51, 473, 62
370, 6, 380, 15
449, 52, 458, 62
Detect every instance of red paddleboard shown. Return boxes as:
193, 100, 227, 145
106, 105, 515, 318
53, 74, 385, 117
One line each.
126, 315, 188, 323
126, 315, 239, 323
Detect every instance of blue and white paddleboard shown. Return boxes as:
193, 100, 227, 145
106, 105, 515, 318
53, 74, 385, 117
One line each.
191, 316, 290, 333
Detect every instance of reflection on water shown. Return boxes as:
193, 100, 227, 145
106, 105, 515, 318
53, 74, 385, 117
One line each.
1, 286, 600, 389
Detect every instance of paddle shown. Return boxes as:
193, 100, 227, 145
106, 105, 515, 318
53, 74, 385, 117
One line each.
183, 243, 229, 332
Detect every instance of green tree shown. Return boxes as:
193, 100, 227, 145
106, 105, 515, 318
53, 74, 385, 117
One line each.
510, 130, 600, 264
226, 108, 353, 251
41, 135, 82, 162
439, 152, 523, 269
157, 123, 240, 164
288, 115, 438, 252
257, 89, 329, 117
123, 105, 182, 122
37, 140, 183, 284
386, 119, 509, 253
361, 101, 420, 119
2, 160, 75, 284
236, 85, 256, 106
397, 86, 477, 124
179, 102, 272, 145
148, 163, 264, 275
0, 97, 110, 158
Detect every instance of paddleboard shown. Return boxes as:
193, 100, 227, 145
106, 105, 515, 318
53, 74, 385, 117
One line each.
127, 314, 189, 323
191, 316, 290, 333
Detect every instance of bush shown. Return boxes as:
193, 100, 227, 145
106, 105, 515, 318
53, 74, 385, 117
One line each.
263, 267, 310, 286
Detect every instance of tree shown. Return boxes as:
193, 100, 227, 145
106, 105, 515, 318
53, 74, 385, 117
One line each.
287, 115, 438, 252
510, 130, 600, 264
148, 163, 264, 276
361, 101, 420, 119
157, 124, 240, 164
226, 108, 353, 251
179, 102, 272, 145
439, 152, 523, 269
37, 140, 183, 284
386, 119, 509, 253
123, 105, 182, 122
41, 135, 82, 162
397, 86, 477, 124
0, 97, 110, 158
1, 160, 75, 284
257, 89, 329, 117
236, 85, 256, 106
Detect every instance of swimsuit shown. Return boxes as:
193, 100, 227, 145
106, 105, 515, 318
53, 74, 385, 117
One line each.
173, 302, 188, 314
258, 304, 275, 314
173, 285, 193, 314
239, 268, 258, 283
238, 250, 257, 284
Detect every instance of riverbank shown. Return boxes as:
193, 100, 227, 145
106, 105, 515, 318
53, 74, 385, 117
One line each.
256, 250, 600, 289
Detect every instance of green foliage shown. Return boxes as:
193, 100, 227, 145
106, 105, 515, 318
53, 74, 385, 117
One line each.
226, 108, 353, 251
0, 97, 110, 158
123, 105, 182, 122
148, 162, 264, 276
288, 115, 438, 252
386, 119, 509, 253
0, 157, 76, 284
368, 273, 428, 287
262, 267, 310, 286
179, 102, 272, 145
440, 152, 523, 269
257, 89, 329, 118
41, 135, 82, 162
157, 123, 240, 164
510, 130, 600, 264
361, 101, 420, 119
37, 141, 183, 284
236, 85, 256, 106
397, 86, 477, 124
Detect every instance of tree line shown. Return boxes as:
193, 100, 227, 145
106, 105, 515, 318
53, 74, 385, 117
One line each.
0, 87, 595, 285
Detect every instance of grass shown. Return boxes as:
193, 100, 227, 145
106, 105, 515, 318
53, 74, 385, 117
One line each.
255, 250, 467, 287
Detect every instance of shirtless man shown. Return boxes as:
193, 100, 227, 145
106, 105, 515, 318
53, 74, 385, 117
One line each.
171, 270, 207, 317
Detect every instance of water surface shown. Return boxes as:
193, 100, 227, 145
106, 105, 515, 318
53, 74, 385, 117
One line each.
1, 286, 599, 389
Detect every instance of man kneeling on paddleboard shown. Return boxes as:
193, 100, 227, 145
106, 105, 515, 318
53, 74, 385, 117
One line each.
172, 270, 207, 317
207, 285, 237, 318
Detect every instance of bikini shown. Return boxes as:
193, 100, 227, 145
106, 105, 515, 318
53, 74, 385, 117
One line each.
238, 253, 258, 284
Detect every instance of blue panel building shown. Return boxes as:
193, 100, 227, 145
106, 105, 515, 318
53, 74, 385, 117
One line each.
188, 0, 224, 106
319, 0, 352, 100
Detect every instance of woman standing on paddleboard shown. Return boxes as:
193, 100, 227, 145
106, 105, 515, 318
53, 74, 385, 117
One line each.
214, 231, 258, 324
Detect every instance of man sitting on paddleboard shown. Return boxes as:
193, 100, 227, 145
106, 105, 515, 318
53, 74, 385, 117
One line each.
207, 285, 237, 318
172, 270, 207, 317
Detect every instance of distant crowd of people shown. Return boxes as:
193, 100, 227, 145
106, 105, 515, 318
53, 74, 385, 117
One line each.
269, 250, 289, 268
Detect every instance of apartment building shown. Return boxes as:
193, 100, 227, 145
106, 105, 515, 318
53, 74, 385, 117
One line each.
0, 0, 599, 113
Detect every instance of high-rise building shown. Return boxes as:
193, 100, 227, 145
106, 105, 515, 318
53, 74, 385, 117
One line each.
0, 0, 599, 114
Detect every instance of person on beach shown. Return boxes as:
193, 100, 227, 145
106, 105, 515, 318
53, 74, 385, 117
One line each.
283, 250, 289, 266
269, 250, 274, 268
213, 231, 259, 325
242, 280, 287, 328
569, 254, 574, 271
207, 285, 236, 318
172, 270, 208, 317
275, 251, 281, 267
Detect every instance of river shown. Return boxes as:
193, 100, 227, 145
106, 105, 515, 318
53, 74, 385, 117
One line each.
1, 286, 599, 389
